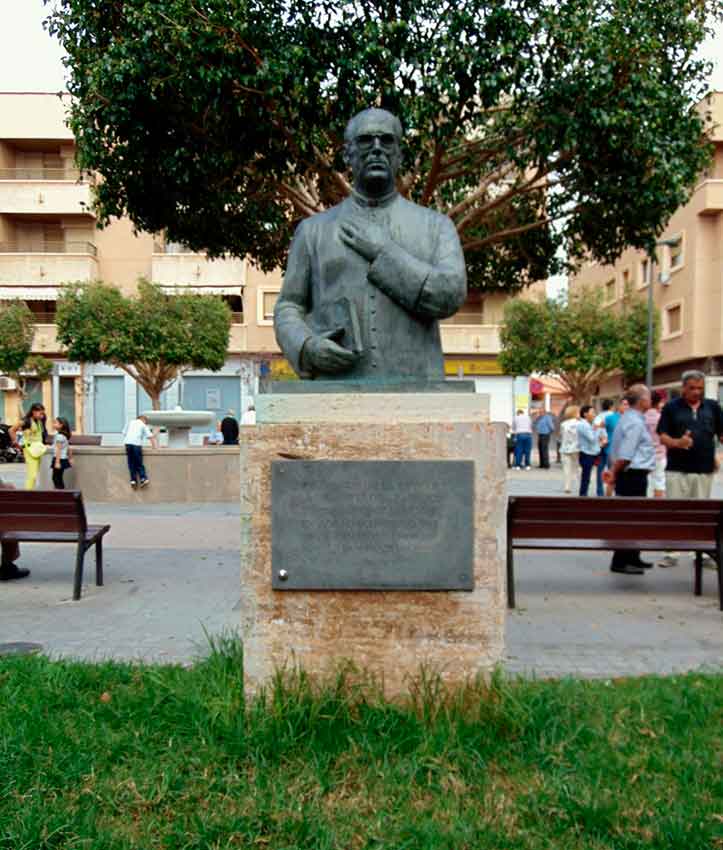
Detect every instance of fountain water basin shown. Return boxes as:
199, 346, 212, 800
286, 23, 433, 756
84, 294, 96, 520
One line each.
142, 407, 215, 448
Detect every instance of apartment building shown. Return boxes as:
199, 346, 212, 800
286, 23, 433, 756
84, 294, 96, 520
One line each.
0, 92, 509, 436
569, 91, 723, 402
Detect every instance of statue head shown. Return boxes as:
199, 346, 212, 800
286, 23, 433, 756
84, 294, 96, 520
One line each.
343, 108, 402, 198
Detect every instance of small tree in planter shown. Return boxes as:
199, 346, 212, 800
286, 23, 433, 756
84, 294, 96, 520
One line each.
0, 301, 53, 417
56, 280, 232, 410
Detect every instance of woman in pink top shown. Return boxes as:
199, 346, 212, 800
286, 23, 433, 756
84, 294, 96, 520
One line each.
644, 390, 666, 497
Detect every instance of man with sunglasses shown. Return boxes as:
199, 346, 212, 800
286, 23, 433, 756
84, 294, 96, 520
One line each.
274, 108, 467, 381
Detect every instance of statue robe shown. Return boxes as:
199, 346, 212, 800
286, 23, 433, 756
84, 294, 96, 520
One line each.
274, 192, 467, 380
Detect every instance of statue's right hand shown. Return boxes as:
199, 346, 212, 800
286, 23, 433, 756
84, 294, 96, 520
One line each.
303, 334, 359, 374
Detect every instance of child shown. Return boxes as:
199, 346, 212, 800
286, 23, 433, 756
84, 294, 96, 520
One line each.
123, 414, 157, 488
51, 417, 73, 490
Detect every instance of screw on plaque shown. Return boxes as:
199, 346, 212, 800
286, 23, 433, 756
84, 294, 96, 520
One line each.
278, 569, 289, 581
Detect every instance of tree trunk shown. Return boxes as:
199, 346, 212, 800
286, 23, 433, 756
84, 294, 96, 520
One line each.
14, 375, 27, 419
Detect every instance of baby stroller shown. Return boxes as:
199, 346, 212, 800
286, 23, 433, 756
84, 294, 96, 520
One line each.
0, 423, 21, 463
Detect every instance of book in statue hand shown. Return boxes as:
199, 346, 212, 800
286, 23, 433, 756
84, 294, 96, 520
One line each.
314, 296, 364, 355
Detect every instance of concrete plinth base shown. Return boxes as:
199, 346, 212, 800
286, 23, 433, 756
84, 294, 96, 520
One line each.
240, 393, 507, 695
38, 446, 240, 503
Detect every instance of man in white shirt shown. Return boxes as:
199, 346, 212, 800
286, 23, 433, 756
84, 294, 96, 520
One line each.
123, 415, 157, 489
511, 409, 533, 469
241, 404, 256, 426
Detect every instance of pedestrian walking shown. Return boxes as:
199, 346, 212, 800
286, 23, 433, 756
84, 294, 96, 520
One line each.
592, 401, 613, 496
656, 370, 723, 567
559, 406, 580, 493
220, 409, 240, 445
577, 405, 602, 496
604, 398, 629, 468
606, 384, 656, 574
594, 400, 614, 489
534, 410, 555, 469
50, 417, 73, 490
123, 414, 157, 489
511, 408, 533, 470
10, 403, 48, 490
645, 390, 667, 498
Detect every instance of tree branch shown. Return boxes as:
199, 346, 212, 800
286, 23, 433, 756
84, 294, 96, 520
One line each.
420, 142, 444, 206
462, 217, 552, 252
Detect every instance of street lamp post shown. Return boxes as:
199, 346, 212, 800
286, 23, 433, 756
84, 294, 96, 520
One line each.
645, 238, 677, 389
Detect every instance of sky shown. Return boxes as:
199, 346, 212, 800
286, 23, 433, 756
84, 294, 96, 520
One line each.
1, 0, 721, 92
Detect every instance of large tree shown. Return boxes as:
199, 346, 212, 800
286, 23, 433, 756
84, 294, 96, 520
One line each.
56, 281, 232, 409
499, 290, 657, 404
0, 302, 53, 416
47, 0, 719, 293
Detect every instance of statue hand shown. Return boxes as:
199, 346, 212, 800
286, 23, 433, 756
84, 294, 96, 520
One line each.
302, 333, 359, 374
339, 219, 387, 262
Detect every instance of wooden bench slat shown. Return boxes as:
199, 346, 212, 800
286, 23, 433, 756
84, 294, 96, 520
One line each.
1, 518, 84, 533
512, 521, 717, 543
512, 538, 716, 551
2, 525, 110, 544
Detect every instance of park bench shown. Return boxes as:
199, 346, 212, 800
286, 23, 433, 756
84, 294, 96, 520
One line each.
506, 496, 723, 611
0, 490, 110, 601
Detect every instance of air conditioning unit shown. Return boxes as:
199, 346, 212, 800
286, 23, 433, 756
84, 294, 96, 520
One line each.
0, 376, 17, 391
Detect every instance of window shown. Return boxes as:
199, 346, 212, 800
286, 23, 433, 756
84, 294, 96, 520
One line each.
223, 294, 244, 324
664, 303, 682, 337
621, 268, 631, 293
604, 278, 616, 304
259, 290, 279, 324
442, 296, 484, 325
669, 236, 684, 270
639, 258, 651, 288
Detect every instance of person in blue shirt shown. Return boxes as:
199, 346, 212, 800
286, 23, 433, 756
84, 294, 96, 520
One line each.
533, 410, 555, 469
607, 384, 656, 574
604, 398, 629, 468
577, 405, 602, 496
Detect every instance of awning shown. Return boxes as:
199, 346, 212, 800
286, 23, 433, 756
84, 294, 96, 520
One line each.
160, 285, 243, 296
0, 286, 60, 300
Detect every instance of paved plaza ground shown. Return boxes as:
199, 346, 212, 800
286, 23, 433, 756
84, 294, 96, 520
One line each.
1, 462, 721, 677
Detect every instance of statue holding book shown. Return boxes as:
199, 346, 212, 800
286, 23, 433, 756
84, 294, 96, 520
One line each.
274, 108, 467, 381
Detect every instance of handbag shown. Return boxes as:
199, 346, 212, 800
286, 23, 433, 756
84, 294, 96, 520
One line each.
28, 441, 48, 459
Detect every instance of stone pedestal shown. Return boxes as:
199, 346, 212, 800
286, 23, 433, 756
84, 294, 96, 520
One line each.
240, 393, 507, 694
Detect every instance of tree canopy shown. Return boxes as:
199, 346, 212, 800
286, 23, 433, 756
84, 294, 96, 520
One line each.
499, 289, 657, 403
0, 302, 53, 414
56, 281, 232, 408
47, 0, 720, 293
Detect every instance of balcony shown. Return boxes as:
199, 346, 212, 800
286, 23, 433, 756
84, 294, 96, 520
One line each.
0, 168, 93, 216
440, 324, 501, 355
152, 249, 245, 291
696, 179, 723, 216
0, 242, 98, 285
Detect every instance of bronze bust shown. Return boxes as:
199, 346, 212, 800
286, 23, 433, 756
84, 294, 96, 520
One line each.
274, 108, 467, 381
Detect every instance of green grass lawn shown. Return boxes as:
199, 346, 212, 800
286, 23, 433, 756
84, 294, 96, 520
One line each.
1, 638, 721, 850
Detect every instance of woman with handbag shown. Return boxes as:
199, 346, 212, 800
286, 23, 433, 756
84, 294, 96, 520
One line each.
11, 403, 48, 490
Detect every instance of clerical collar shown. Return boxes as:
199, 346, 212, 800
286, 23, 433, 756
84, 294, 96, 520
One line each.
351, 188, 398, 209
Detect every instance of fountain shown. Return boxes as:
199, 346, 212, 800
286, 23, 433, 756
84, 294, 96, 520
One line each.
38, 405, 239, 502
141, 406, 215, 448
